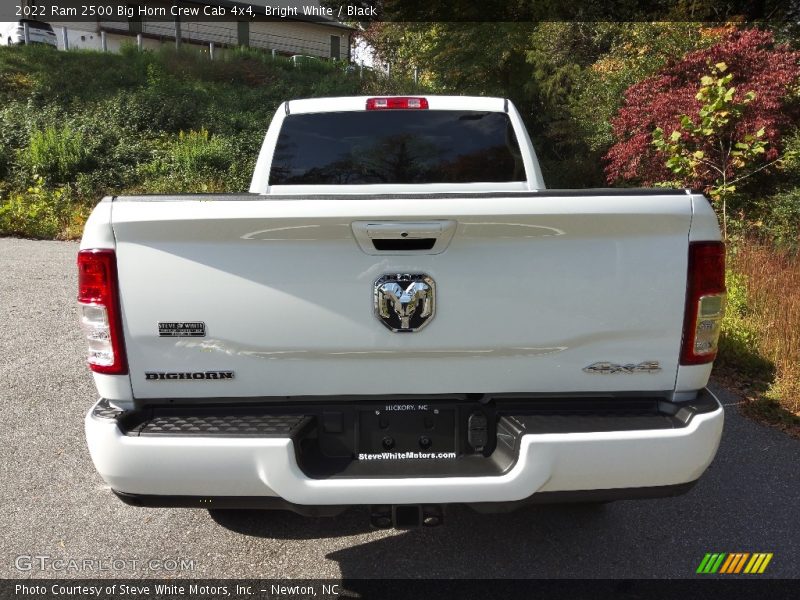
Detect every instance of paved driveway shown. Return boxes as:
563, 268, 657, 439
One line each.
1, 238, 797, 579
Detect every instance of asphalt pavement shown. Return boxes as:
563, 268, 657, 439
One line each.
1, 237, 798, 579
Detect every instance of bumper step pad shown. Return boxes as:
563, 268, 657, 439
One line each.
133, 413, 311, 437
92, 400, 311, 438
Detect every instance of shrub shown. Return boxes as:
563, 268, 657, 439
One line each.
135, 128, 253, 193
0, 43, 433, 237
0, 177, 72, 238
752, 187, 800, 252
172, 128, 231, 174
20, 125, 93, 185
605, 29, 800, 187
733, 131, 800, 251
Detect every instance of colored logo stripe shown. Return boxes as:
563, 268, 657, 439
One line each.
719, 554, 736, 573
697, 553, 726, 573
744, 553, 773, 574
697, 553, 773, 574
719, 553, 749, 573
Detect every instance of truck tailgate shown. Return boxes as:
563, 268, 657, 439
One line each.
110, 193, 692, 399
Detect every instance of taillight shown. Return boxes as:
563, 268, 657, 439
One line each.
680, 241, 726, 365
366, 97, 429, 110
77, 249, 127, 375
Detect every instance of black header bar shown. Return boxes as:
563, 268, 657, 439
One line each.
2, 579, 799, 600
3, 1, 797, 23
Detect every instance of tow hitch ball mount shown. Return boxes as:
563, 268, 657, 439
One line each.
369, 504, 444, 529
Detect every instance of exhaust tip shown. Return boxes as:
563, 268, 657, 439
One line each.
371, 515, 392, 529
369, 505, 393, 529
422, 504, 444, 527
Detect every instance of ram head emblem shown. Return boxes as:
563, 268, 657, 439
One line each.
374, 274, 436, 332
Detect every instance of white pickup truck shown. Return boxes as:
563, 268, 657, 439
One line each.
81, 95, 726, 527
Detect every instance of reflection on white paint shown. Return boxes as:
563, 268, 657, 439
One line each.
241, 224, 322, 240
176, 338, 567, 360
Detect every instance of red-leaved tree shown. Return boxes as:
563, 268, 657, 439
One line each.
604, 28, 800, 189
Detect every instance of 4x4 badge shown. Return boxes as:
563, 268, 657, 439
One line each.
583, 361, 662, 374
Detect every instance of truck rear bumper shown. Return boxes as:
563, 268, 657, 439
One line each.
85, 390, 724, 506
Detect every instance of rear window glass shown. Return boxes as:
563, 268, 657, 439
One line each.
269, 110, 526, 185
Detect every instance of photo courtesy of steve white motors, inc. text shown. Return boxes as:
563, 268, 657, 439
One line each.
14, 583, 342, 597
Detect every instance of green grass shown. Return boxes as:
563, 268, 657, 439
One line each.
0, 44, 423, 238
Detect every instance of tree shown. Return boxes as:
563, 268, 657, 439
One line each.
651, 62, 796, 238
357, 22, 534, 100
527, 22, 724, 185
605, 29, 800, 200
569, 22, 728, 153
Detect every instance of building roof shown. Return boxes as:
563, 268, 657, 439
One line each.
196, 0, 355, 30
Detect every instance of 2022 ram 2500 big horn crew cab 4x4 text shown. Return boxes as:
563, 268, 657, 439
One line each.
80, 96, 725, 527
